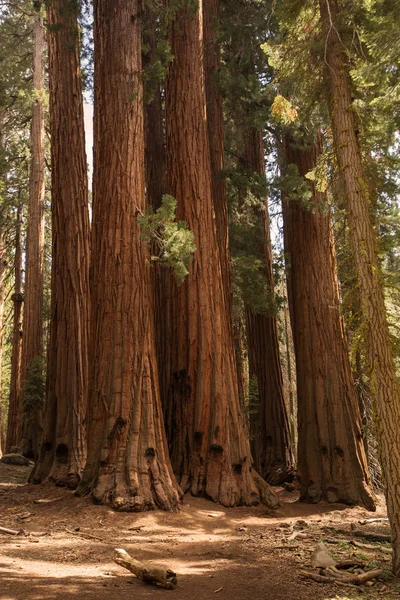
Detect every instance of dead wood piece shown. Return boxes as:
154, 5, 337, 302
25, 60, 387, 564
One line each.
351, 530, 391, 542
0, 526, 25, 536
114, 548, 177, 590
331, 528, 391, 542
350, 539, 377, 550
64, 527, 104, 542
359, 518, 388, 525
34, 497, 62, 504
299, 570, 355, 587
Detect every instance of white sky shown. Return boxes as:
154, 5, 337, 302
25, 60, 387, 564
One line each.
83, 96, 93, 188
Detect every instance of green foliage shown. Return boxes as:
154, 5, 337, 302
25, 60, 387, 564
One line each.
21, 356, 46, 414
137, 194, 196, 285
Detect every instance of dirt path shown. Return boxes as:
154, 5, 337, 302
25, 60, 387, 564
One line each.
0, 464, 398, 600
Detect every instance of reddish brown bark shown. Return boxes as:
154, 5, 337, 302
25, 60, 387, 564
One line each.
240, 127, 295, 485
319, 0, 400, 570
30, 0, 90, 488
6, 204, 23, 453
283, 132, 375, 509
162, 1, 278, 508
203, 0, 230, 307
0, 232, 6, 456
76, 0, 181, 511
20, 11, 45, 460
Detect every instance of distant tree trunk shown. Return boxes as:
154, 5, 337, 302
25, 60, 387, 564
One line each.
6, 204, 23, 453
233, 315, 248, 413
240, 127, 295, 485
282, 131, 375, 510
20, 10, 45, 460
0, 232, 6, 456
163, 0, 278, 508
30, 0, 90, 489
203, 0, 230, 308
319, 0, 400, 570
142, 8, 169, 406
76, 0, 181, 511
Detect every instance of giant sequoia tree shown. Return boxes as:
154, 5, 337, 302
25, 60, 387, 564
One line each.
283, 132, 375, 510
319, 0, 400, 571
19, 9, 45, 460
76, 0, 181, 511
162, 0, 278, 508
30, 0, 90, 488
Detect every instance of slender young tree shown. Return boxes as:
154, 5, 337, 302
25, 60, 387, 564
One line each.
30, 0, 90, 488
162, 0, 278, 508
76, 0, 181, 511
240, 127, 295, 485
19, 9, 45, 460
283, 131, 375, 509
6, 204, 23, 453
319, 0, 400, 570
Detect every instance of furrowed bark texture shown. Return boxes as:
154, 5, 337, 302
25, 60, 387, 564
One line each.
203, 0, 230, 310
30, 0, 90, 489
163, 1, 278, 508
77, 0, 181, 512
283, 132, 375, 510
6, 205, 23, 453
319, 0, 400, 571
20, 12, 45, 460
240, 128, 295, 485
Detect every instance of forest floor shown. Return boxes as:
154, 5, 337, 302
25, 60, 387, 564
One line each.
0, 462, 398, 600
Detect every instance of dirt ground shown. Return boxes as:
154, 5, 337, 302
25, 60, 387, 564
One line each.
0, 462, 398, 600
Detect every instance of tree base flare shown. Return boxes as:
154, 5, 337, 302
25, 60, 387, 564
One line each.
114, 548, 177, 589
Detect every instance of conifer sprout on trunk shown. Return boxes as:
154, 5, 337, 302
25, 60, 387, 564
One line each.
163, 0, 279, 509
282, 131, 375, 510
19, 10, 45, 461
6, 204, 23, 453
319, 0, 400, 573
240, 127, 295, 485
76, 0, 181, 512
30, 0, 90, 489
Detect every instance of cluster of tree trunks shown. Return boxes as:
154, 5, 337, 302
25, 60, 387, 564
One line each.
5, 3, 400, 559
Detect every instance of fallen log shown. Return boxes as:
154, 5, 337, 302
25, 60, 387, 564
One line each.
114, 548, 177, 589
0, 526, 25, 536
351, 531, 391, 543
300, 567, 383, 586
330, 528, 391, 542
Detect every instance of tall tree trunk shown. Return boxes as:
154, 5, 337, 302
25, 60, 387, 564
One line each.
282, 131, 375, 510
6, 204, 23, 453
240, 127, 295, 485
20, 10, 45, 460
0, 232, 6, 457
163, 0, 278, 508
319, 0, 400, 571
142, 9, 169, 406
30, 0, 90, 489
76, 0, 181, 511
203, 0, 230, 309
